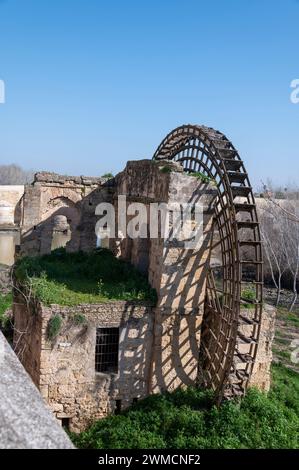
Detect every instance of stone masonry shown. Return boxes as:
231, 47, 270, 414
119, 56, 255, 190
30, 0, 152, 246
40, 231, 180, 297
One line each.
20, 172, 115, 256
12, 160, 276, 432
13, 299, 154, 432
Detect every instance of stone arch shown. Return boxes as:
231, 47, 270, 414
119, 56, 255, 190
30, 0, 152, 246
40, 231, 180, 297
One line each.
40, 196, 81, 254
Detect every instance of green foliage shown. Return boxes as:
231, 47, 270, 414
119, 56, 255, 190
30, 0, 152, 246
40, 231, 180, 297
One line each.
286, 312, 299, 327
270, 363, 299, 416
189, 172, 214, 184
275, 306, 299, 327
47, 314, 62, 340
241, 287, 256, 309
73, 313, 87, 325
160, 166, 172, 174
0, 292, 12, 329
101, 173, 114, 179
71, 370, 299, 449
273, 348, 291, 361
275, 337, 290, 346
14, 248, 157, 306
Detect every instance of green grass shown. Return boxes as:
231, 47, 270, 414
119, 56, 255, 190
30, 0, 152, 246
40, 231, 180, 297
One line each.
73, 313, 87, 325
275, 337, 290, 346
275, 329, 287, 339
14, 248, 157, 306
0, 292, 12, 329
286, 313, 299, 327
241, 287, 256, 309
276, 306, 299, 327
270, 363, 299, 416
273, 348, 291, 361
273, 306, 299, 370
70, 299, 299, 450
71, 364, 299, 449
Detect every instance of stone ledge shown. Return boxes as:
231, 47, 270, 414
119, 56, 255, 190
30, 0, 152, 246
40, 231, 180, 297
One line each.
0, 332, 74, 449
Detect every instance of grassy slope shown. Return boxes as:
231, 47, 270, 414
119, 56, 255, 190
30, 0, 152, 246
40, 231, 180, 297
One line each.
72, 305, 299, 450
14, 248, 156, 306
71, 365, 299, 449
273, 305, 299, 374
0, 292, 12, 329
9, 254, 299, 448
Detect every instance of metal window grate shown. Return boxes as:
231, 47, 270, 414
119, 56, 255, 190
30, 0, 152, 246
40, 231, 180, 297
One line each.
95, 327, 119, 373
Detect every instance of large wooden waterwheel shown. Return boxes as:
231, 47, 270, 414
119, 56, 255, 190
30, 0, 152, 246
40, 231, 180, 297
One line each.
153, 125, 263, 400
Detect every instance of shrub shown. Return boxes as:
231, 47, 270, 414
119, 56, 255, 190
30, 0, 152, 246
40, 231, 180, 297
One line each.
160, 166, 172, 174
241, 287, 256, 309
101, 173, 114, 179
73, 313, 87, 325
71, 376, 299, 449
0, 292, 12, 330
47, 314, 62, 340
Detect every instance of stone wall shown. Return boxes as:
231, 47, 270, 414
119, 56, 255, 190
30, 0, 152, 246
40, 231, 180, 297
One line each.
12, 162, 276, 433
0, 229, 20, 267
20, 172, 115, 256
0, 185, 24, 226
0, 185, 24, 268
14, 296, 220, 432
13, 299, 154, 432
13, 298, 276, 433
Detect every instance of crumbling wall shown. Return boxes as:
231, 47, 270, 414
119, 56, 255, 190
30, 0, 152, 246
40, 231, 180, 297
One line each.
12, 162, 277, 433
13, 300, 154, 432
0, 186, 24, 268
0, 185, 24, 226
20, 172, 115, 256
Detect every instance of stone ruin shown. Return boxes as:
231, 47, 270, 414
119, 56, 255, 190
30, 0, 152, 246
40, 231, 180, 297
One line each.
0, 185, 24, 292
1, 125, 275, 432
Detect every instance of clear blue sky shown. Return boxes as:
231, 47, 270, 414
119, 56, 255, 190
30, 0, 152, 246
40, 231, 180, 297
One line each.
0, 0, 298, 188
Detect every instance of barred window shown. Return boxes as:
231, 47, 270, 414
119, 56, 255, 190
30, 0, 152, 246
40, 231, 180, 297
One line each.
95, 327, 119, 373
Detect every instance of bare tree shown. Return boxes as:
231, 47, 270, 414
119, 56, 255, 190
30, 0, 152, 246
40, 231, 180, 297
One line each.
258, 182, 299, 310
283, 203, 299, 311
0, 164, 34, 185
259, 200, 288, 306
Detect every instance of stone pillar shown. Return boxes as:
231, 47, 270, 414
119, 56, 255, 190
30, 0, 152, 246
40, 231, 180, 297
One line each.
113, 160, 217, 393
248, 304, 276, 391
51, 215, 71, 251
